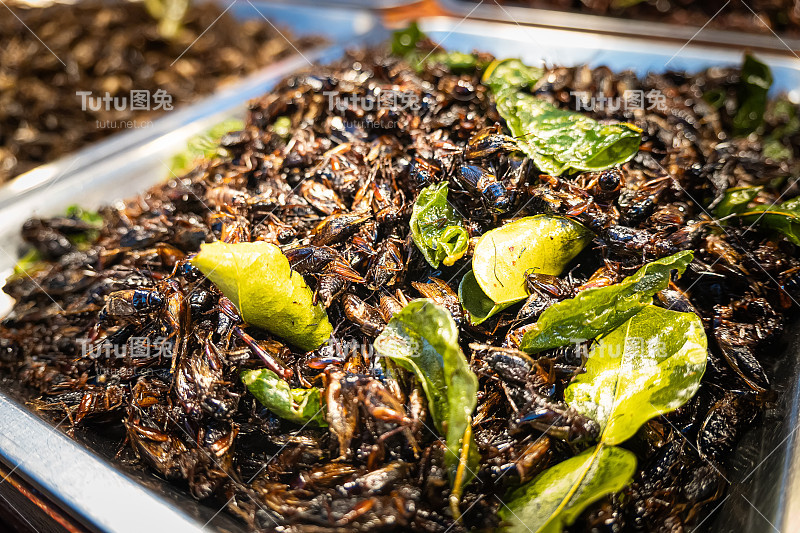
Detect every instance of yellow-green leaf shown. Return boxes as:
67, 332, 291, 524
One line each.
12, 249, 45, 276
565, 305, 707, 445
481, 58, 543, 95
191, 241, 332, 351
499, 444, 635, 533
373, 300, 480, 495
464, 215, 590, 324
520, 251, 693, 353
169, 118, 245, 175
241, 369, 327, 426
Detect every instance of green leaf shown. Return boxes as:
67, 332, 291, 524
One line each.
738, 200, 800, 245
500, 94, 642, 175
520, 251, 693, 353
462, 215, 591, 325
63, 205, 103, 246
734, 54, 772, 136
373, 299, 480, 494
565, 305, 707, 445
410, 182, 469, 268
458, 270, 507, 325
65, 205, 103, 226
241, 369, 327, 426
12, 249, 45, 276
423, 51, 481, 73
391, 21, 424, 57
144, 0, 189, 40
482, 58, 543, 93
714, 186, 763, 218
763, 138, 794, 162
483, 59, 641, 176
191, 241, 332, 351
760, 97, 800, 162
703, 88, 726, 110
715, 183, 800, 244
169, 118, 246, 175
499, 445, 636, 533
611, 0, 646, 7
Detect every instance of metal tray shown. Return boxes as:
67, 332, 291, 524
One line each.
437, 0, 800, 56
1, 13, 799, 533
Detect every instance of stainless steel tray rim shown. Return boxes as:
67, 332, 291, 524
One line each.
437, 0, 800, 55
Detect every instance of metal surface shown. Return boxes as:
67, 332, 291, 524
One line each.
1, 12, 800, 533
437, 0, 800, 55
0, 394, 208, 533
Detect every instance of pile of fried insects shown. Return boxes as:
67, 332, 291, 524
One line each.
2, 25, 800, 533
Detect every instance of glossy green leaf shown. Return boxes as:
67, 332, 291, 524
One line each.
470, 215, 591, 316
734, 54, 772, 136
191, 241, 332, 351
499, 445, 636, 533
520, 251, 693, 353
241, 369, 327, 426
500, 93, 642, 175
483, 58, 642, 176
169, 118, 246, 175
373, 299, 480, 492
738, 199, 800, 245
410, 182, 469, 268
714, 183, 800, 244
714, 186, 763, 218
565, 305, 707, 445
